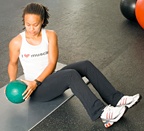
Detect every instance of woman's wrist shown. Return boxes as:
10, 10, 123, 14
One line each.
34, 79, 42, 87
9, 79, 15, 82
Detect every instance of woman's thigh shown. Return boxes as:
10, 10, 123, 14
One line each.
61, 60, 90, 77
30, 69, 73, 101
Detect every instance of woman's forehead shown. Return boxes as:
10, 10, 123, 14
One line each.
24, 14, 42, 22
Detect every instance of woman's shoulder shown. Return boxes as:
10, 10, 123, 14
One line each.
9, 34, 22, 48
45, 29, 57, 37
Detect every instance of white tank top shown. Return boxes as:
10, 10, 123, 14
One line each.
19, 29, 49, 80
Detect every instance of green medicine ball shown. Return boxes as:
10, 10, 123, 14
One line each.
6, 80, 27, 104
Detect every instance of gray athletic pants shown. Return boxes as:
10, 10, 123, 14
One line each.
31, 60, 124, 120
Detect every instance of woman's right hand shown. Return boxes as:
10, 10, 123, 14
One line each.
21, 79, 37, 100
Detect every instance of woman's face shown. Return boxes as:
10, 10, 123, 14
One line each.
24, 14, 43, 36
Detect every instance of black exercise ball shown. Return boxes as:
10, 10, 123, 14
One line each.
120, 0, 137, 21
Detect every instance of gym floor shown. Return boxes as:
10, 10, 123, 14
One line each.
0, 0, 144, 130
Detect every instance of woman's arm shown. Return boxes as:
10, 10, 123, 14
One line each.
36, 30, 59, 82
8, 35, 21, 82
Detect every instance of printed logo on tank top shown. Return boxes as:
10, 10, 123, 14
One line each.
21, 51, 48, 58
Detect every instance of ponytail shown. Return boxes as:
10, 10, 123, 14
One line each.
42, 5, 50, 28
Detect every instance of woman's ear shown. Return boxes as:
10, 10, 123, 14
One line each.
42, 19, 44, 24
41, 19, 44, 27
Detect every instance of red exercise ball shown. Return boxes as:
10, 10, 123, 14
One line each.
135, 0, 144, 29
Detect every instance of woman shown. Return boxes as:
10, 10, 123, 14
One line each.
8, 3, 140, 128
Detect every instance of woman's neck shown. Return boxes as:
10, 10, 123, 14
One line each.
25, 30, 42, 45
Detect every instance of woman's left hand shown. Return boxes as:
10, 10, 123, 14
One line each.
21, 79, 37, 100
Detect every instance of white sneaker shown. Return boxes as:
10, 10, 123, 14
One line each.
100, 105, 126, 128
117, 94, 140, 108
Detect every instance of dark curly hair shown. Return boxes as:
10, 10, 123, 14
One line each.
22, 3, 50, 29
